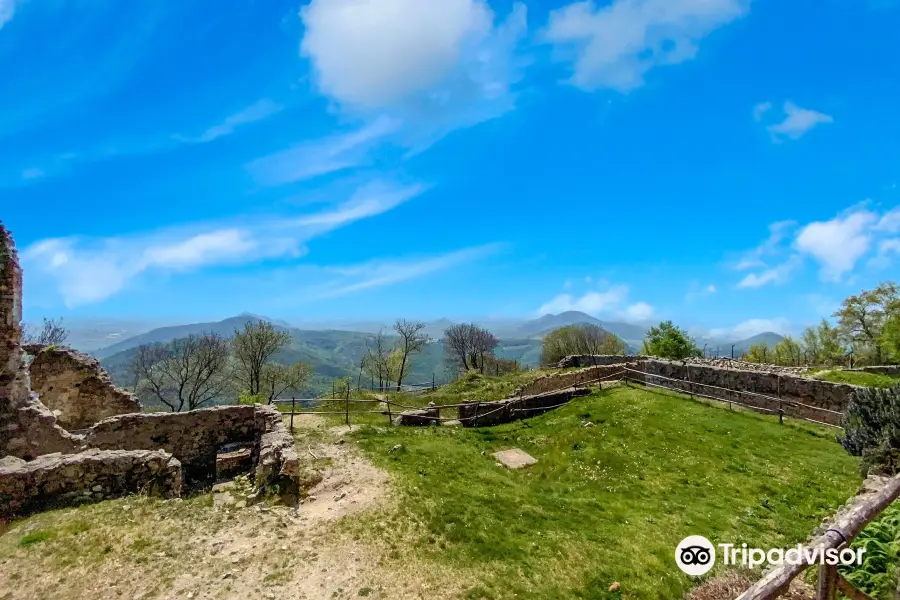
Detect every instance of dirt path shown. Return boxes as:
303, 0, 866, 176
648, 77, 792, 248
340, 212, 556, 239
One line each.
0, 414, 452, 600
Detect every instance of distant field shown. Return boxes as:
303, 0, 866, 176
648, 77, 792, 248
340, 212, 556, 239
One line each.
337, 383, 860, 599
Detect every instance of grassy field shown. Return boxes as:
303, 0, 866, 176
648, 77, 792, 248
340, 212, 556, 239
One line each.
335, 383, 861, 599
810, 369, 900, 388
0, 376, 864, 600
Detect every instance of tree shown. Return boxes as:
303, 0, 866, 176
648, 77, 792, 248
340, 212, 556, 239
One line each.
641, 321, 700, 360
743, 342, 770, 364
541, 323, 626, 366
260, 361, 311, 403
394, 319, 427, 391
130, 333, 232, 412
801, 326, 822, 365
881, 312, 900, 364
231, 320, 292, 396
23, 317, 69, 346
363, 329, 395, 391
443, 323, 499, 372
773, 335, 803, 366
834, 281, 899, 365
817, 319, 846, 366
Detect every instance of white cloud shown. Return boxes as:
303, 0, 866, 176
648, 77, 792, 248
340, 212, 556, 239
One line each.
245, 117, 399, 186
794, 209, 877, 280
300, 0, 527, 144
543, 0, 748, 92
310, 244, 503, 299
0, 0, 17, 30
752, 101, 772, 122
685, 281, 718, 300
735, 257, 799, 289
22, 180, 425, 306
875, 207, 900, 233
708, 318, 790, 340
174, 99, 283, 144
624, 301, 654, 321
764, 101, 833, 141
537, 284, 654, 322
870, 238, 900, 269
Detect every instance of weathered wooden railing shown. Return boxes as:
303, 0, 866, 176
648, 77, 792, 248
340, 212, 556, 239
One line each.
736, 474, 900, 600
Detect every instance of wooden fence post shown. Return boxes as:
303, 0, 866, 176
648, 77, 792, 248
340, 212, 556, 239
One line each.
386, 395, 393, 426
816, 564, 838, 600
332, 381, 335, 399
290, 396, 295, 434
777, 376, 783, 425
345, 387, 350, 427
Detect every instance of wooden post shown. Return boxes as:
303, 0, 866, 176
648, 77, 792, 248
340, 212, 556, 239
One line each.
345, 386, 350, 426
332, 381, 335, 399
432, 373, 435, 391
778, 376, 783, 425
386, 395, 392, 426
816, 564, 838, 600
290, 396, 295, 434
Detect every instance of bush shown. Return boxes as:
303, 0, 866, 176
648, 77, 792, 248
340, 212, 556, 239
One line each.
237, 390, 266, 406
840, 384, 900, 475
641, 321, 701, 360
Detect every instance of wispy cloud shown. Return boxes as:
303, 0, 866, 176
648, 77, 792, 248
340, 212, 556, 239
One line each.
685, 281, 718, 301
173, 100, 283, 144
309, 243, 504, 299
0, 0, 17, 30
22, 180, 426, 306
245, 117, 400, 186
543, 0, 748, 93
758, 101, 833, 142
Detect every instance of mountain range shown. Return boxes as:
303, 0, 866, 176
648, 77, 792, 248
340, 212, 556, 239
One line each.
83, 311, 784, 397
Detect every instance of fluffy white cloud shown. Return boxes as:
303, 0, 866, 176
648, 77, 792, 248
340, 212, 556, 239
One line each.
763, 101, 833, 142
543, 0, 748, 92
301, 0, 527, 113
538, 284, 654, 323
22, 180, 425, 306
794, 210, 877, 281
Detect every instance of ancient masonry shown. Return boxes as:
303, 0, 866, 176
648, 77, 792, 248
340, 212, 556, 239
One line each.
0, 222, 300, 519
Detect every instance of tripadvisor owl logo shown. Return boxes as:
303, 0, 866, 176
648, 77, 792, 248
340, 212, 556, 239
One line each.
675, 535, 716, 576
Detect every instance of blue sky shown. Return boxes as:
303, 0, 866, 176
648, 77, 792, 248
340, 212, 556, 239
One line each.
3, 0, 899, 339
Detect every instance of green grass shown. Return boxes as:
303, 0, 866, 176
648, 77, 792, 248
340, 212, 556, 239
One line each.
17, 530, 56, 547
338, 383, 861, 600
811, 369, 900, 388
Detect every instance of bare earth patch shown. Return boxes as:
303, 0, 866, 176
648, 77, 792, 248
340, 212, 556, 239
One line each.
0, 414, 471, 600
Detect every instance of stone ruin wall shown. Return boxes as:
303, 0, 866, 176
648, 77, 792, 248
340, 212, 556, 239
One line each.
24, 343, 141, 430
845, 365, 900, 376
0, 221, 300, 519
533, 354, 860, 425
1, 449, 182, 518
556, 355, 646, 369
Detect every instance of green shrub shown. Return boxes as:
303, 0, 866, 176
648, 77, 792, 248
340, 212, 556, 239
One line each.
237, 390, 266, 406
839, 501, 900, 599
840, 385, 900, 475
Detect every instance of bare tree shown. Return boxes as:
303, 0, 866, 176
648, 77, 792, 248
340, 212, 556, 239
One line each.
231, 320, 292, 395
363, 329, 395, 391
130, 333, 232, 412
471, 327, 498, 373
260, 361, 311, 403
443, 323, 498, 373
394, 319, 427, 391
23, 317, 70, 346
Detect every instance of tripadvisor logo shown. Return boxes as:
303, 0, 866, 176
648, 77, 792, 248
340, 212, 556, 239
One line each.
675, 535, 867, 576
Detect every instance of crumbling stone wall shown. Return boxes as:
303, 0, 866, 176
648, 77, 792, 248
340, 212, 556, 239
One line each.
513, 363, 630, 397
633, 359, 856, 424
24, 343, 141, 430
82, 404, 299, 492
0, 449, 181, 518
0, 222, 81, 460
459, 387, 591, 427
845, 365, 900, 376
556, 355, 645, 369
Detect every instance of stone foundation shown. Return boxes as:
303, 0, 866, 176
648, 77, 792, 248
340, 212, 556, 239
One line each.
0, 449, 181, 518
24, 344, 141, 430
513, 364, 630, 397
394, 407, 441, 426
556, 355, 644, 369
459, 387, 591, 427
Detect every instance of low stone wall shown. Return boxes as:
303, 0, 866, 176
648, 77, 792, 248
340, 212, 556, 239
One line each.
678, 357, 812, 375
0, 449, 181, 518
556, 355, 645, 369
23, 344, 141, 430
513, 364, 630, 397
631, 359, 857, 425
395, 407, 440, 426
459, 388, 591, 427
81, 404, 299, 492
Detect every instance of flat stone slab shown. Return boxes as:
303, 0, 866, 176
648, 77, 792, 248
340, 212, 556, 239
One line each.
491, 448, 537, 469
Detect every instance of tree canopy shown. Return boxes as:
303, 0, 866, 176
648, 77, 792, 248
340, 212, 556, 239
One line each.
541, 323, 626, 366
641, 321, 700, 360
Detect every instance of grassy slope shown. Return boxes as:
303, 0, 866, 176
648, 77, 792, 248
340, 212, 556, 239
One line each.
811, 369, 900, 388
337, 383, 860, 599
